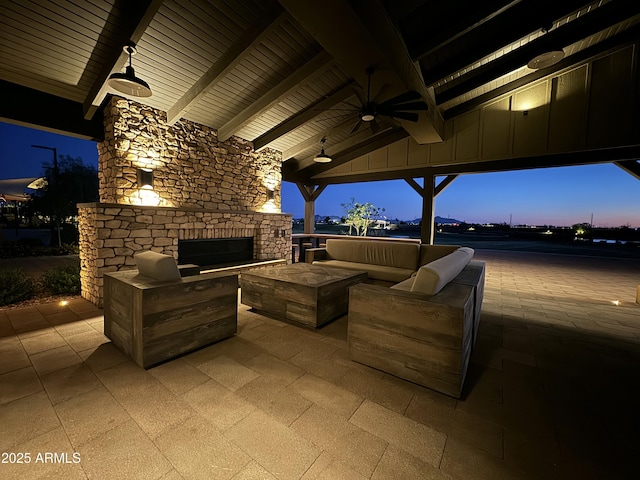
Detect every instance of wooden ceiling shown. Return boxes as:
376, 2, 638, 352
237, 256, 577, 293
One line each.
1, 0, 639, 183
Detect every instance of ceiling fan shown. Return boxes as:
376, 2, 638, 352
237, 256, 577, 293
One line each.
348, 67, 429, 135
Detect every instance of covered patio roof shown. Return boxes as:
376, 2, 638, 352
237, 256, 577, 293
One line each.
1, 1, 639, 242
0, 1, 639, 177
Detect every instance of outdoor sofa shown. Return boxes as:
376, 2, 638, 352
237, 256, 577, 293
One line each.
306, 238, 485, 398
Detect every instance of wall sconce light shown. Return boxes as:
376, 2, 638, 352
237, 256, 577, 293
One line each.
267, 189, 275, 202
137, 168, 154, 189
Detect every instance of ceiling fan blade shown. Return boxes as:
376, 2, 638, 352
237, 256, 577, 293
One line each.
387, 101, 428, 111
351, 118, 364, 134
377, 90, 421, 108
387, 111, 419, 122
369, 118, 380, 135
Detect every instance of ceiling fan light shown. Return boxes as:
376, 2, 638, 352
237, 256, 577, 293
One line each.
527, 50, 565, 70
361, 113, 375, 122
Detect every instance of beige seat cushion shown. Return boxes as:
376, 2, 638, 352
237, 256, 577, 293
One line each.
313, 259, 414, 283
419, 244, 461, 266
134, 251, 182, 282
325, 239, 419, 270
411, 248, 474, 295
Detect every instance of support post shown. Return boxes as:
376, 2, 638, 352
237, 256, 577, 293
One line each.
296, 183, 327, 235
421, 174, 435, 245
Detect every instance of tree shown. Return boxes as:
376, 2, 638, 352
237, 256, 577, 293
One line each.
30, 155, 99, 242
341, 198, 384, 236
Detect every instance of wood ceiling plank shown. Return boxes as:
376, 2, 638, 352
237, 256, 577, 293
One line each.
217, 51, 333, 142
253, 81, 357, 151
166, 5, 287, 125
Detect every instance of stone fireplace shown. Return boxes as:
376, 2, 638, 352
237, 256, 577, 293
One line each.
79, 97, 291, 307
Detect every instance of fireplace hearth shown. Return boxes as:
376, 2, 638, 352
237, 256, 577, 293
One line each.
178, 237, 254, 268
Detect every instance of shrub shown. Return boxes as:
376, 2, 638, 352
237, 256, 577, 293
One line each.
0, 240, 79, 258
40, 262, 81, 295
0, 268, 36, 306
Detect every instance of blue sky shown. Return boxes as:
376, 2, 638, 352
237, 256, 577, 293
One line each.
2, 121, 639, 227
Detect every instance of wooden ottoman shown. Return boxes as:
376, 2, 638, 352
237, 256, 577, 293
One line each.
240, 263, 367, 328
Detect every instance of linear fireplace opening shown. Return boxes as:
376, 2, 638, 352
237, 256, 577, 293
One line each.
178, 237, 254, 269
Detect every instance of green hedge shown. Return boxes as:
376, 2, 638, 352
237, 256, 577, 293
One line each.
40, 262, 81, 296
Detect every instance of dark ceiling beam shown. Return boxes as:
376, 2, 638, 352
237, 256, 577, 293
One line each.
307, 145, 640, 186
253, 81, 357, 152
283, 128, 409, 182
420, 0, 588, 86
443, 24, 640, 120
615, 160, 640, 181
287, 123, 392, 173
436, 2, 640, 104
281, 118, 356, 162
166, 5, 286, 125
279, 0, 444, 144
218, 51, 334, 142
83, 0, 163, 120
407, 0, 522, 60
1, 80, 104, 141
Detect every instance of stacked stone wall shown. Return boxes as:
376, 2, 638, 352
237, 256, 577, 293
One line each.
78, 203, 291, 307
98, 97, 282, 210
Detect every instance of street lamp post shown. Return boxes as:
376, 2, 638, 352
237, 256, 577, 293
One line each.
31, 145, 61, 247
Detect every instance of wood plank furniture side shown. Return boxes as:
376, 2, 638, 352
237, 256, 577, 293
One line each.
348, 281, 475, 398
104, 271, 238, 368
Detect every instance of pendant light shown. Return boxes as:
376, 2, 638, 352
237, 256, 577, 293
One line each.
313, 138, 332, 163
527, 23, 565, 70
108, 44, 152, 97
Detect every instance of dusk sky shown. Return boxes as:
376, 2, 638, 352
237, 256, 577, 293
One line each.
1, 121, 639, 228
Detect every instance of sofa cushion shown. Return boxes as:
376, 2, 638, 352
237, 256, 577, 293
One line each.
313, 259, 414, 283
325, 239, 419, 270
134, 251, 182, 282
419, 244, 460, 267
411, 248, 474, 296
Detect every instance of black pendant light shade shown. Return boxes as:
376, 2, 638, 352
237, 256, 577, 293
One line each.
314, 138, 332, 163
108, 45, 152, 97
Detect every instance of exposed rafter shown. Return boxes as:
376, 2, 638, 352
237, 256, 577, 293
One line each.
279, 0, 443, 144
218, 51, 334, 142
615, 160, 640, 181
166, 5, 287, 125
419, 0, 589, 86
82, 0, 164, 119
253, 82, 358, 152
281, 117, 357, 163
284, 128, 409, 182
2, 80, 104, 140
436, 1, 640, 104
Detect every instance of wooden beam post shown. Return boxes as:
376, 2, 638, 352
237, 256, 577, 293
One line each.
421, 174, 435, 245
296, 184, 327, 234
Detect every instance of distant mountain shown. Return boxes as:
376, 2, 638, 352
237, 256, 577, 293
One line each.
409, 216, 463, 224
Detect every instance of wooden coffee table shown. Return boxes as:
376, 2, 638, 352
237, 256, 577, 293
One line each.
240, 263, 367, 328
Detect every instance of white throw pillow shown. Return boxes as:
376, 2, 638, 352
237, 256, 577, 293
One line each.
411, 248, 473, 295
134, 251, 182, 282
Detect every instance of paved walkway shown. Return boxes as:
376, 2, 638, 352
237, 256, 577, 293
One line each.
1, 250, 639, 479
